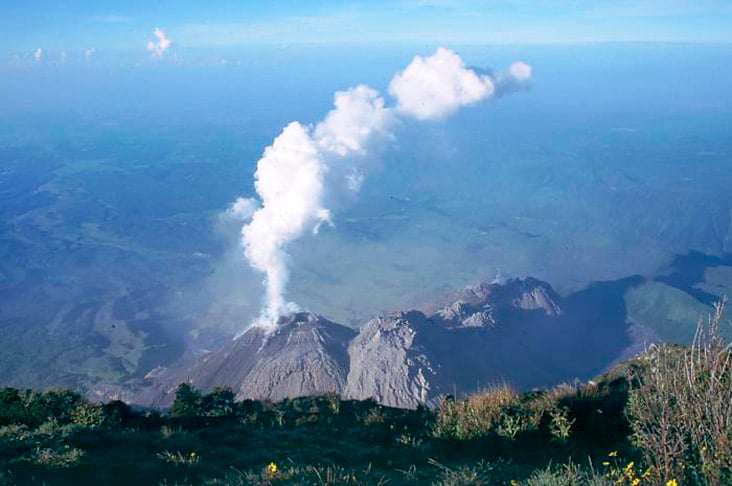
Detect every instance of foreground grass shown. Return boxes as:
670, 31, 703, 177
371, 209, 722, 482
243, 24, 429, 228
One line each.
0, 371, 637, 485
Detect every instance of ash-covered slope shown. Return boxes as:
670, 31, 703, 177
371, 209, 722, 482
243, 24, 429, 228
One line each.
150, 313, 355, 406
143, 278, 631, 409
344, 277, 593, 408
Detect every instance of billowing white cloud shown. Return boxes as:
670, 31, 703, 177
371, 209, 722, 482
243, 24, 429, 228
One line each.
146, 27, 172, 58
33, 48, 42, 63
388, 47, 495, 120
314, 85, 390, 157
233, 47, 531, 331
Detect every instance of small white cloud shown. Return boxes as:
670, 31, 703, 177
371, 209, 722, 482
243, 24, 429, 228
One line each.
84, 48, 96, 60
345, 171, 365, 192
388, 47, 495, 120
494, 61, 534, 96
33, 48, 42, 63
226, 197, 259, 221
146, 27, 172, 59
508, 61, 532, 82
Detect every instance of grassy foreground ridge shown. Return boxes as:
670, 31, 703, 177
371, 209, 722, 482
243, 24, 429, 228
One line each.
0, 301, 729, 486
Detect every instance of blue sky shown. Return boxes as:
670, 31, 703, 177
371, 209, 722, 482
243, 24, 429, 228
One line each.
2, 0, 732, 58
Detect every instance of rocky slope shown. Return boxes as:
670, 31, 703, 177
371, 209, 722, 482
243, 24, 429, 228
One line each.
140, 278, 632, 408
147, 313, 355, 407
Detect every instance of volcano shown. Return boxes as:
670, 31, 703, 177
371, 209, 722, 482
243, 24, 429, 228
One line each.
142, 278, 632, 408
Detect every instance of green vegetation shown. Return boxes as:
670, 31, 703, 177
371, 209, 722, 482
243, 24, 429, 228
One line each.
0, 303, 729, 485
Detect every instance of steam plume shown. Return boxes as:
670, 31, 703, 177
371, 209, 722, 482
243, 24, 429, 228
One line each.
237, 86, 390, 330
146, 27, 171, 58
233, 48, 531, 331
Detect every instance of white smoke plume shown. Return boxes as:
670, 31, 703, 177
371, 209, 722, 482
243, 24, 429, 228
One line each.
240, 86, 391, 330
233, 48, 532, 331
33, 48, 42, 63
146, 27, 171, 58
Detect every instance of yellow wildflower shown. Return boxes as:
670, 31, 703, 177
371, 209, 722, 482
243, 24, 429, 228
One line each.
624, 461, 635, 472
602, 461, 611, 466
666, 480, 678, 486
632, 479, 640, 486
609, 451, 618, 457
267, 462, 278, 474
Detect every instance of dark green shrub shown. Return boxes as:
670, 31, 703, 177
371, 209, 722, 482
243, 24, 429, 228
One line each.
0, 389, 26, 426
171, 383, 203, 418
201, 387, 235, 417
102, 400, 134, 428
26, 389, 84, 426
70, 402, 105, 428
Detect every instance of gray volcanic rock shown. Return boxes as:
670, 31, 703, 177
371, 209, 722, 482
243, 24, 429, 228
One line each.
344, 277, 629, 408
139, 277, 631, 409
149, 312, 355, 406
235, 313, 354, 401
344, 278, 571, 407
344, 311, 444, 408
426, 278, 562, 328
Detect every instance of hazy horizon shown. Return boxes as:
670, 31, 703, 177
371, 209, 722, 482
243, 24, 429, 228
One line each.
2, 2, 731, 392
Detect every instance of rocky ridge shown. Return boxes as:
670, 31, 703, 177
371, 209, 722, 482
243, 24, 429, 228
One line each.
139, 278, 631, 409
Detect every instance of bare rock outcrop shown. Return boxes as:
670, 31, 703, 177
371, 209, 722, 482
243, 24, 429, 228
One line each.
137, 278, 631, 409
148, 312, 355, 406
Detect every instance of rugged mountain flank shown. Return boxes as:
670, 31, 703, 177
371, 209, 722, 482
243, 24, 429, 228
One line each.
149, 313, 355, 406
139, 278, 631, 409
344, 311, 444, 408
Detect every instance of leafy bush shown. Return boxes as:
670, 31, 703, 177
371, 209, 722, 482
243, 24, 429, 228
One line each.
25, 389, 84, 426
102, 399, 134, 427
548, 406, 574, 443
70, 402, 105, 428
201, 387, 236, 417
0, 389, 27, 426
171, 383, 203, 418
